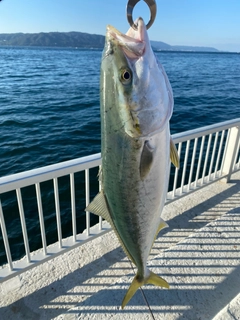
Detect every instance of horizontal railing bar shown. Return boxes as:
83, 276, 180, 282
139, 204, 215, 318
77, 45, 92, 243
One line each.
1, 119, 240, 196
0, 153, 101, 194
0, 117, 239, 282
1, 119, 240, 195
173, 118, 240, 144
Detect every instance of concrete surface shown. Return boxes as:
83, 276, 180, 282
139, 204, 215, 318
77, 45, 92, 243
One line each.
213, 293, 240, 320
0, 171, 239, 320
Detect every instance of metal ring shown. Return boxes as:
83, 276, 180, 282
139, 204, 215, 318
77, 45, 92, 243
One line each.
126, 0, 157, 30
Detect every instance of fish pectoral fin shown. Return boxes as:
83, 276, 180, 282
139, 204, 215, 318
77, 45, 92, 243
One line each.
170, 137, 180, 168
140, 140, 154, 180
85, 190, 111, 223
122, 270, 169, 309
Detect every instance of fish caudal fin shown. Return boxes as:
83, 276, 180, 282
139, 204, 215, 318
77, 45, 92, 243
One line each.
147, 270, 169, 288
121, 270, 169, 309
122, 274, 142, 310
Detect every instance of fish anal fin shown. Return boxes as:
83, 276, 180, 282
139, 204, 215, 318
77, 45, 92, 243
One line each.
85, 190, 111, 223
150, 218, 169, 253
170, 137, 180, 168
155, 218, 169, 240
140, 140, 154, 180
122, 270, 169, 309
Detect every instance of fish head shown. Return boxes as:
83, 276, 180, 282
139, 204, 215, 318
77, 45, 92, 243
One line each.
102, 17, 173, 138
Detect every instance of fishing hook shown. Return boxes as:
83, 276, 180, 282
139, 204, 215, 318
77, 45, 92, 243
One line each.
126, 0, 157, 30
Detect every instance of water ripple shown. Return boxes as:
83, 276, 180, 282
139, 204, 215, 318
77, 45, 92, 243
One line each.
0, 47, 239, 264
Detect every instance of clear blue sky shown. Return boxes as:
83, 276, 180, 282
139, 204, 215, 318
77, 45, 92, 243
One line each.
0, 0, 240, 51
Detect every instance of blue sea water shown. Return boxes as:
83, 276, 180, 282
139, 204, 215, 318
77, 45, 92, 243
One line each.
0, 47, 240, 264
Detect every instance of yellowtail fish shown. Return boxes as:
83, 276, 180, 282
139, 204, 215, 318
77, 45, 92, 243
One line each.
86, 17, 179, 309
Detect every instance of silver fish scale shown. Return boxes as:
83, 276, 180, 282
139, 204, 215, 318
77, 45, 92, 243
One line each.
87, 19, 173, 307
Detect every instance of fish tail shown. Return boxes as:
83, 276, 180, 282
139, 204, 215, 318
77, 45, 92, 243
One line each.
121, 270, 169, 309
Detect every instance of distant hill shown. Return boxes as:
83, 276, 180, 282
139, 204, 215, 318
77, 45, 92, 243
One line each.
0, 31, 219, 52
151, 40, 218, 52
0, 32, 105, 48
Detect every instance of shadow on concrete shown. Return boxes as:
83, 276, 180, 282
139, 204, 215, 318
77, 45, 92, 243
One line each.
0, 179, 239, 319
58, 206, 240, 320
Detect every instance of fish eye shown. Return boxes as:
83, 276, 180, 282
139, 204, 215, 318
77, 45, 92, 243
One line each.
120, 69, 132, 84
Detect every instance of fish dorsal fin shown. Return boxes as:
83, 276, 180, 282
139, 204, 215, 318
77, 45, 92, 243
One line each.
170, 137, 180, 168
85, 190, 136, 265
85, 190, 111, 223
140, 140, 154, 180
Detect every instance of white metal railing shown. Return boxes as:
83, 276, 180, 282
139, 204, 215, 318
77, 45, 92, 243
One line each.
166, 118, 240, 202
0, 118, 239, 281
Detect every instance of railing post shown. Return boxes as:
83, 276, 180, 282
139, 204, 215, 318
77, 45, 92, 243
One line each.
0, 199, 13, 271
221, 126, 240, 183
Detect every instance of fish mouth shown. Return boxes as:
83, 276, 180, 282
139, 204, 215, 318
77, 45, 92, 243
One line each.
106, 18, 146, 59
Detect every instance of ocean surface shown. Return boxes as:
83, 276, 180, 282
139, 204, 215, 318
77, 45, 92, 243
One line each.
0, 47, 240, 265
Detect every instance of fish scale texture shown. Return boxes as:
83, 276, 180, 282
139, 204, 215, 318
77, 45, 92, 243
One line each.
0, 171, 239, 320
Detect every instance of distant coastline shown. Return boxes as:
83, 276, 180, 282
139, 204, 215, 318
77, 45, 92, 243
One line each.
0, 31, 219, 52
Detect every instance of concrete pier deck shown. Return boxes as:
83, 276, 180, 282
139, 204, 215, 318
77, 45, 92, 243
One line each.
0, 171, 239, 320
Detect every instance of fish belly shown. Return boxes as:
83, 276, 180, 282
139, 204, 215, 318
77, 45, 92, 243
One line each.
102, 123, 170, 275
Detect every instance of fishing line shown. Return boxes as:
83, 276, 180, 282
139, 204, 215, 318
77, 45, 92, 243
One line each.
128, 258, 156, 320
